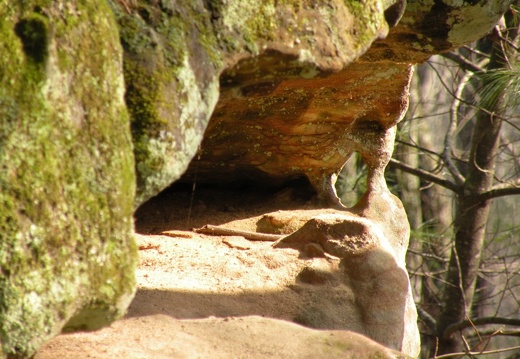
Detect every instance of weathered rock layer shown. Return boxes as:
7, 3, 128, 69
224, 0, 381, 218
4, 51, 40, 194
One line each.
111, 0, 392, 205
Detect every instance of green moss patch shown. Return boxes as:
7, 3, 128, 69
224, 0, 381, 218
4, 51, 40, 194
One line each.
0, 1, 137, 357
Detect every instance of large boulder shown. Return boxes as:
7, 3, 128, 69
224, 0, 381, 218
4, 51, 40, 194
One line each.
110, 0, 392, 205
35, 315, 414, 359
179, 0, 513, 205
110, 1, 221, 205
273, 195, 419, 355
0, 2, 136, 358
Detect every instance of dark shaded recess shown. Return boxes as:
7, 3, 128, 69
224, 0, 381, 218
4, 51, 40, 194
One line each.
384, 0, 407, 27
137, 6, 154, 23
134, 176, 316, 233
241, 81, 281, 97
420, 1, 452, 50
178, 159, 316, 191
353, 119, 387, 133
14, 17, 48, 64
219, 50, 331, 87
204, 0, 222, 21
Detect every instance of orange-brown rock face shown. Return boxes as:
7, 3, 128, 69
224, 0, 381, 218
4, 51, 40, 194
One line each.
182, 53, 413, 205
176, 1, 512, 206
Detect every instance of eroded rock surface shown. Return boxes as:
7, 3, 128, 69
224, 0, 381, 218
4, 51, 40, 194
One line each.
177, 1, 513, 206
272, 207, 417, 354
255, 163, 417, 355
366, 0, 514, 63
36, 315, 413, 359
109, 0, 392, 205
182, 55, 413, 206
132, 184, 420, 356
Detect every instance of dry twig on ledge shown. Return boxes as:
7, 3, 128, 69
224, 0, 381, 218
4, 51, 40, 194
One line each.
193, 224, 284, 242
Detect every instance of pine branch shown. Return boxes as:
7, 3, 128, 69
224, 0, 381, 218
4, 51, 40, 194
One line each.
388, 158, 461, 193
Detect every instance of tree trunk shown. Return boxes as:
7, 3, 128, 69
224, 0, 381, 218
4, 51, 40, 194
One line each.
400, 60, 455, 357
436, 31, 506, 354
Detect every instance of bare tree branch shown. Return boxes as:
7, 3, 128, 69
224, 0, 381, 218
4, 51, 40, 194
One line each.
417, 306, 437, 331
445, 69, 471, 186
442, 51, 486, 73
461, 45, 491, 59
478, 180, 520, 201
193, 225, 282, 241
444, 317, 520, 340
468, 329, 520, 338
432, 344, 520, 358
388, 158, 461, 193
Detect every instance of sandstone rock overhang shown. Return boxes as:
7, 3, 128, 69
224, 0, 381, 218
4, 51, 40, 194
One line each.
172, 0, 512, 207
114, 0, 395, 206
180, 53, 413, 206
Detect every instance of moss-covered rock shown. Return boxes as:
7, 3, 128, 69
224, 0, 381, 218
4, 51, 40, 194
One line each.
365, 0, 515, 62
0, 1, 136, 357
109, 1, 221, 206
109, 0, 390, 206
109, 0, 514, 207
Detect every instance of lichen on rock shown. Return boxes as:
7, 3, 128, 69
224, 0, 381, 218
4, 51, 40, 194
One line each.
0, 2, 136, 357
111, 0, 392, 206
365, 0, 515, 62
110, 1, 221, 206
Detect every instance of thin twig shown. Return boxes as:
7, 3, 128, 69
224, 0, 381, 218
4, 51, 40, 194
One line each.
444, 317, 520, 340
441, 52, 485, 73
466, 316, 482, 344
407, 248, 450, 262
432, 344, 520, 358
395, 139, 444, 159
460, 335, 473, 358
193, 224, 284, 242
